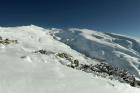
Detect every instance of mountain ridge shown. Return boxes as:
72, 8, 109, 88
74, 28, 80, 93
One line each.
48, 27, 140, 78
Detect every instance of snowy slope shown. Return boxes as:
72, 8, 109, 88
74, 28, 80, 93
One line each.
0, 25, 140, 93
49, 28, 140, 78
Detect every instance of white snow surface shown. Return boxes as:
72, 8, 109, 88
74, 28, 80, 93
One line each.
0, 25, 140, 93
50, 28, 140, 78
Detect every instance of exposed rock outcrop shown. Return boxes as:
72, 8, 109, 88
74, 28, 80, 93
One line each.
0, 37, 18, 45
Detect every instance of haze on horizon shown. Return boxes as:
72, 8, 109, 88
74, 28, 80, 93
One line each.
0, 0, 140, 37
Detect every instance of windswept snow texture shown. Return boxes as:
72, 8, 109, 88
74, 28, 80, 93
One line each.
0, 25, 140, 93
50, 28, 140, 78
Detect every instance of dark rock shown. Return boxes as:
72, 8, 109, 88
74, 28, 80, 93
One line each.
78, 62, 137, 87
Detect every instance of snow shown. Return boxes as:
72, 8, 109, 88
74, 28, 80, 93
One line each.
0, 25, 140, 93
50, 28, 140, 78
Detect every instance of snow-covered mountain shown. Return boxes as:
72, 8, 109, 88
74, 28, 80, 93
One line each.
49, 28, 140, 78
0, 25, 140, 93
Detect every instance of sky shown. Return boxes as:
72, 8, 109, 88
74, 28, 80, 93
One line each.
0, 0, 140, 37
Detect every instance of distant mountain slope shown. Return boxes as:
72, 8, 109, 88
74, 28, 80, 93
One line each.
49, 28, 140, 78
0, 25, 140, 93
